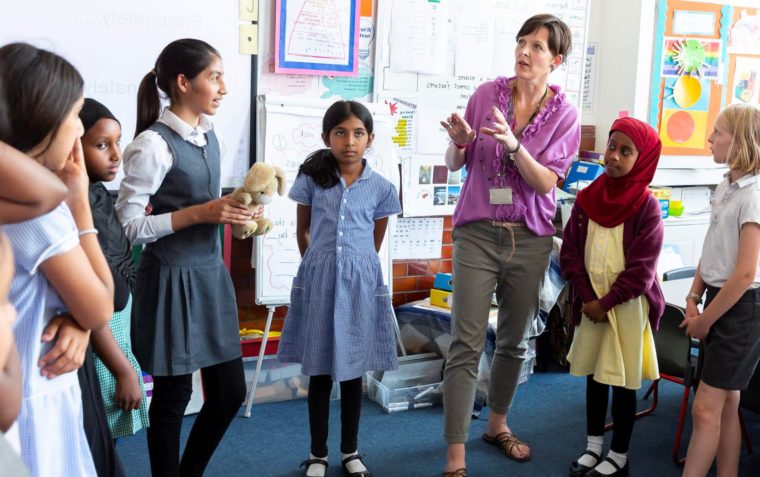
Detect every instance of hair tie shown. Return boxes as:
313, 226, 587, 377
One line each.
150, 68, 157, 76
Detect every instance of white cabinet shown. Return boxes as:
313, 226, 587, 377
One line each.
658, 216, 710, 278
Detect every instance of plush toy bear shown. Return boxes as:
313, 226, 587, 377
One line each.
229, 162, 287, 239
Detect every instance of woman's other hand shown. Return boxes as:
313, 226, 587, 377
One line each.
440, 113, 475, 146
480, 106, 519, 151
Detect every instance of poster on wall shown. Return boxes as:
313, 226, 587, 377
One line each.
730, 56, 760, 105
661, 37, 721, 79
274, 0, 360, 76
401, 155, 465, 217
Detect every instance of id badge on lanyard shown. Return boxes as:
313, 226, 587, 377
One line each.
489, 187, 513, 205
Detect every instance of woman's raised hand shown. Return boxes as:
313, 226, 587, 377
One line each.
440, 112, 475, 146
480, 106, 518, 150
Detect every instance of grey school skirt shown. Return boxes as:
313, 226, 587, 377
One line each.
700, 285, 760, 390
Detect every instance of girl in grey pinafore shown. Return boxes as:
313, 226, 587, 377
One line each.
132, 123, 240, 376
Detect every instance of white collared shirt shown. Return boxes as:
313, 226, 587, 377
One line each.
700, 172, 760, 288
115, 109, 224, 245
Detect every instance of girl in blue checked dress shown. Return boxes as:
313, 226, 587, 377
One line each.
278, 100, 401, 477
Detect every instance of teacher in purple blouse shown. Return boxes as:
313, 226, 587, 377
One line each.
439, 14, 580, 476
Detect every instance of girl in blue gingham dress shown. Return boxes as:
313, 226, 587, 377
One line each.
277, 101, 401, 477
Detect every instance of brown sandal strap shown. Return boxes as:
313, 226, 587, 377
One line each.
485, 432, 531, 461
442, 468, 467, 477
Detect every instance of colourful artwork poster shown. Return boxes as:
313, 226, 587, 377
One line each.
663, 76, 710, 111
730, 56, 760, 105
728, 9, 760, 54
275, 0, 360, 77
660, 109, 709, 149
661, 37, 720, 79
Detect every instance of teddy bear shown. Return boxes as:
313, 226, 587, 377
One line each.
229, 162, 287, 239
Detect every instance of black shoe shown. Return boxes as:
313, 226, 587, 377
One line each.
342, 454, 372, 477
569, 450, 601, 477
300, 457, 328, 476
585, 457, 629, 477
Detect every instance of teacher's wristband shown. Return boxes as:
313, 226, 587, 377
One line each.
452, 141, 468, 150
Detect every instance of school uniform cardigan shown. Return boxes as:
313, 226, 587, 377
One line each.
560, 193, 665, 329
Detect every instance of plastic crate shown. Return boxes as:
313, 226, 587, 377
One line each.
365, 354, 444, 413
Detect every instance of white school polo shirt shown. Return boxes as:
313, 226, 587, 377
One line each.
700, 172, 760, 288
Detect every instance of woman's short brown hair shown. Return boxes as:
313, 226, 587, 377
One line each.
516, 14, 573, 62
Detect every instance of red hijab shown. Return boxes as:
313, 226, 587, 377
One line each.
575, 117, 662, 228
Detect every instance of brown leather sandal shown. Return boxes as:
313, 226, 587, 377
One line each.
442, 468, 467, 477
482, 432, 532, 462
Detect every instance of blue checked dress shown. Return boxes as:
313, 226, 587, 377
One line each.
277, 163, 402, 381
5, 203, 97, 476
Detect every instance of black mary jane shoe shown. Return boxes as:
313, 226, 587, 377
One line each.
341, 454, 372, 477
300, 457, 328, 476
585, 457, 629, 477
569, 450, 601, 477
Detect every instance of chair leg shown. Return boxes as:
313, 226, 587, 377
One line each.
604, 380, 659, 431
739, 408, 754, 455
672, 383, 691, 466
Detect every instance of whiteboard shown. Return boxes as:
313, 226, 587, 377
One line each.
254, 95, 398, 305
373, 0, 590, 216
0, 1, 251, 189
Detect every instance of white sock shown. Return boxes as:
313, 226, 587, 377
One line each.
342, 451, 367, 474
577, 435, 603, 467
593, 450, 627, 475
306, 453, 327, 477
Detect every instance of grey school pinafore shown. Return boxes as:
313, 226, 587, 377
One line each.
131, 122, 241, 376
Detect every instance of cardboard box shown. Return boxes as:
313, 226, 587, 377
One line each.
430, 289, 453, 309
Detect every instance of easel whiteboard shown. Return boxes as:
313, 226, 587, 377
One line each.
253, 95, 398, 305
373, 0, 590, 216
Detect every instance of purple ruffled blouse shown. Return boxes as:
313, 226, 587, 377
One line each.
452, 76, 580, 236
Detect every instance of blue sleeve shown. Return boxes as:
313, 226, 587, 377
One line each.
374, 181, 402, 219
288, 173, 314, 205
5, 203, 79, 275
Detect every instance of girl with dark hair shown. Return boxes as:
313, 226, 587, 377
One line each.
0, 42, 115, 476
115, 38, 251, 476
277, 100, 401, 477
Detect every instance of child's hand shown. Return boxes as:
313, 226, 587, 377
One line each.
39, 314, 91, 379
201, 197, 253, 225
440, 112, 475, 146
582, 300, 608, 323
115, 368, 143, 411
679, 313, 710, 340
58, 138, 89, 209
479, 106, 519, 152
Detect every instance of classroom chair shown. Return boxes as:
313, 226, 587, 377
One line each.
738, 365, 760, 455
662, 266, 697, 282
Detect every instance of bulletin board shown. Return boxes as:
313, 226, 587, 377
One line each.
649, 0, 760, 158
372, 0, 591, 217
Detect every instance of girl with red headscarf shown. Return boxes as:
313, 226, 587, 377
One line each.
560, 117, 665, 477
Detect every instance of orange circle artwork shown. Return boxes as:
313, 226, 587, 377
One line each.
667, 111, 695, 143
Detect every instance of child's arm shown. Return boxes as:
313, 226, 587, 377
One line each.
373, 217, 389, 253
597, 196, 664, 313
559, 203, 598, 304
0, 344, 21, 432
0, 141, 67, 224
37, 315, 90, 379
681, 223, 760, 339
295, 204, 311, 258
91, 326, 142, 411
684, 263, 706, 321
41, 139, 113, 330
170, 196, 253, 232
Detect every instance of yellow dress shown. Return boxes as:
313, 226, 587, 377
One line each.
567, 219, 659, 390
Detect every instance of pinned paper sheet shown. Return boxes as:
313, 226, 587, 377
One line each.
240, 23, 259, 55
239, 0, 259, 21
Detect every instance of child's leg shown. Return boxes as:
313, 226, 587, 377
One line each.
588, 385, 636, 475
147, 374, 193, 477
180, 357, 246, 477
339, 376, 363, 454
308, 375, 333, 458
339, 376, 369, 475
715, 389, 741, 477
683, 381, 730, 476
573, 376, 608, 470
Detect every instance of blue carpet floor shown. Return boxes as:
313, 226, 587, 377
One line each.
116, 369, 760, 476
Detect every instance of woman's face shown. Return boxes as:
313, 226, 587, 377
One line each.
604, 131, 639, 179
708, 113, 732, 165
32, 95, 85, 172
514, 27, 561, 81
